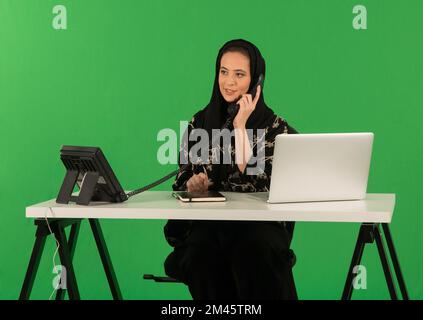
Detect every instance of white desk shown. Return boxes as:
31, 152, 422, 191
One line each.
26, 191, 395, 223
20, 191, 408, 301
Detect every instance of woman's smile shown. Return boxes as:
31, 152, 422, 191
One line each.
224, 88, 237, 96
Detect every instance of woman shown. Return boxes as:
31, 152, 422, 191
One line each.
164, 39, 298, 300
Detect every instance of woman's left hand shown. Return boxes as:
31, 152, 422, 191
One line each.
233, 85, 261, 129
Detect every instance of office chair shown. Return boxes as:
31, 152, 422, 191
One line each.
143, 221, 297, 293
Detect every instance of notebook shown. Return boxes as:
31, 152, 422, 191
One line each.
172, 191, 226, 202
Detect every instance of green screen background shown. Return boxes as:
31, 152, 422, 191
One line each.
0, 0, 421, 299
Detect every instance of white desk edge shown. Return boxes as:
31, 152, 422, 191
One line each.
25, 192, 396, 223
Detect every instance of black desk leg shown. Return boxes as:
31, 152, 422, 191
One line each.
54, 224, 81, 300
55, 222, 81, 300
19, 230, 47, 300
342, 223, 409, 300
341, 224, 368, 300
374, 225, 398, 299
382, 224, 409, 300
89, 219, 123, 300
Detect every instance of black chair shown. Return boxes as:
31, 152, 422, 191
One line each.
143, 221, 297, 291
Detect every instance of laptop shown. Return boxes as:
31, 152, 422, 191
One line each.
268, 133, 374, 203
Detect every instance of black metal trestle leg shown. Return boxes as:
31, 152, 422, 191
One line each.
373, 225, 398, 300
341, 224, 371, 300
19, 231, 47, 300
53, 223, 80, 299
342, 223, 409, 300
89, 219, 122, 300
55, 222, 81, 300
382, 224, 409, 300
20, 218, 121, 300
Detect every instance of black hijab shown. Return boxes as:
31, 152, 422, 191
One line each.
199, 39, 276, 133
188, 39, 280, 188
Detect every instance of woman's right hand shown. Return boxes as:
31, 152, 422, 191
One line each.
186, 172, 209, 193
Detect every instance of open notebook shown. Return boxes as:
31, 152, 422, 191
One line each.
172, 191, 226, 202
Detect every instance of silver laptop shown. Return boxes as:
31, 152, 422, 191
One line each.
268, 133, 374, 203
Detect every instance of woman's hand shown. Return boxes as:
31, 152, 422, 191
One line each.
186, 172, 209, 193
233, 85, 261, 129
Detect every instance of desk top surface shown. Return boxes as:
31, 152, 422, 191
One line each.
26, 192, 395, 223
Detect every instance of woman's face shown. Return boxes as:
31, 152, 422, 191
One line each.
218, 51, 251, 103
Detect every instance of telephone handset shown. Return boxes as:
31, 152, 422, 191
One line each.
227, 73, 265, 119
